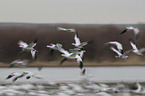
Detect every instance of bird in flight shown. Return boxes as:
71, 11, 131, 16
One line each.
18, 39, 38, 60
110, 46, 132, 59
129, 40, 145, 56
120, 26, 140, 39
57, 27, 76, 33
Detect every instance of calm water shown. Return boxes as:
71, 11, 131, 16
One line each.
1, 66, 145, 83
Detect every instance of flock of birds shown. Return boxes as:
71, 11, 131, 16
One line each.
105, 26, 144, 59
6, 26, 141, 82
6, 26, 93, 82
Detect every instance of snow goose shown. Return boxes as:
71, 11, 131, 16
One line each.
121, 26, 140, 39
58, 47, 86, 74
72, 32, 93, 49
18, 39, 38, 60
110, 46, 132, 59
129, 40, 145, 56
57, 27, 76, 33
46, 43, 62, 55
105, 41, 123, 54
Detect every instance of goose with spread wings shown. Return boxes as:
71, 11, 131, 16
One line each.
46, 43, 62, 55
58, 47, 86, 74
18, 39, 37, 60
110, 46, 132, 59
57, 27, 76, 33
105, 41, 123, 54
72, 32, 93, 49
130, 40, 145, 56
121, 26, 140, 39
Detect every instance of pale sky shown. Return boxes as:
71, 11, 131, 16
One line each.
0, 0, 145, 24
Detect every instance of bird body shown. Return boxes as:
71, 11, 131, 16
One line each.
110, 46, 131, 59
18, 39, 37, 60
130, 40, 145, 56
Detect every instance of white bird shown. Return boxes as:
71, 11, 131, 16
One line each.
121, 26, 140, 39
58, 47, 86, 74
105, 41, 123, 54
18, 39, 37, 60
46, 43, 62, 55
57, 27, 76, 33
130, 40, 145, 56
72, 32, 93, 49
110, 46, 132, 59
10, 59, 30, 67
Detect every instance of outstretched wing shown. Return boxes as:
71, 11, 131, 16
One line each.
74, 32, 81, 45
57, 27, 67, 31
123, 49, 132, 56
28, 39, 37, 48
18, 40, 28, 48
6, 74, 14, 79
139, 48, 145, 53
58, 47, 70, 56
110, 46, 122, 56
106, 41, 123, 51
120, 29, 128, 35
129, 40, 138, 50
57, 27, 75, 32
31, 50, 37, 60
60, 57, 67, 65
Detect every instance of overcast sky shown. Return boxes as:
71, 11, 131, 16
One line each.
0, 0, 145, 24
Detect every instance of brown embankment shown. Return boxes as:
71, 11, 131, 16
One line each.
0, 23, 145, 66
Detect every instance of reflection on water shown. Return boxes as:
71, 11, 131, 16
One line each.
0, 66, 145, 83
1, 66, 145, 96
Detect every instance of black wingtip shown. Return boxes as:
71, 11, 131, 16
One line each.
26, 76, 31, 79
60, 58, 67, 65
120, 29, 127, 35
79, 62, 83, 69
12, 77, 18, 82
6, 75, 12, 79
34, 39, 38, 43
81, 68, 86, 75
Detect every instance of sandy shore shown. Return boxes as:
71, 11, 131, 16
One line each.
1, 61, 145, 67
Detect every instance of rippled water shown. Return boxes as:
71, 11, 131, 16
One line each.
0, 66, 145, 96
